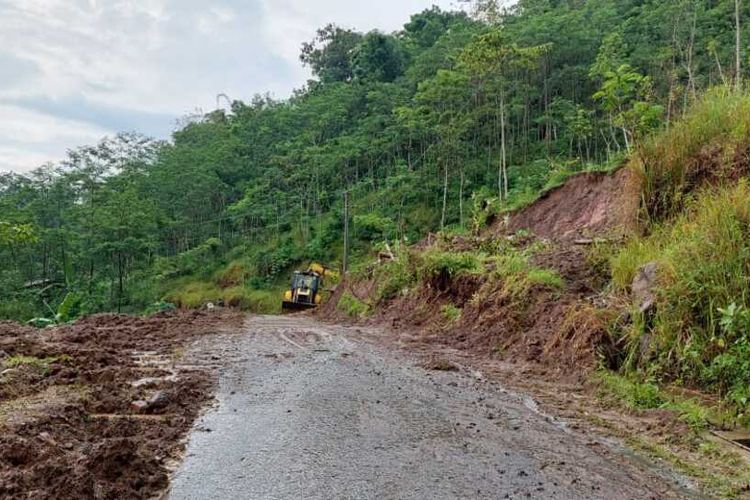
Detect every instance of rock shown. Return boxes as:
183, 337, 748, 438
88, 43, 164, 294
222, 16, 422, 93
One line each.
147, 391, 171, 410
131, 400, 149, 413
38, 432, 58, 447
131, 377, 161, 389
632, 261, 659, 313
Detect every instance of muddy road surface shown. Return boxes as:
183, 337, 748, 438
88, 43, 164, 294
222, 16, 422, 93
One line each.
169, 315, 690, 500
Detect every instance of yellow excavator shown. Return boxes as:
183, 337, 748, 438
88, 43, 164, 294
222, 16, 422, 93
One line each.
282, 263, 338, 311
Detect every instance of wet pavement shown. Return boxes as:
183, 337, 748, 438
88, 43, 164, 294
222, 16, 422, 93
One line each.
168, 315, 688, 500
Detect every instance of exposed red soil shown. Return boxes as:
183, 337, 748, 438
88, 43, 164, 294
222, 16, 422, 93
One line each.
499, 167, 640, 241
0, 310, 242, 500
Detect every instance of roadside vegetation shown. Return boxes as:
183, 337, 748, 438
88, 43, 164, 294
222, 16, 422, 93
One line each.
1, 0, 737, 322
607, 90, 750, 422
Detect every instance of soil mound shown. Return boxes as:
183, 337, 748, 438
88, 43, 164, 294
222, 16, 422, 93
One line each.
501, 167, 639, 241
0, 310, 241, 499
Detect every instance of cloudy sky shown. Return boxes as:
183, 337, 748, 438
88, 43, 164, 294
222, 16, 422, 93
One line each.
0, 0, 458, 173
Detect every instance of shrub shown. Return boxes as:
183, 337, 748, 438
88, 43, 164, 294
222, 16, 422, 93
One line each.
218, 261, 249, 287
354, 213, 396, 241
418, 250, 483, 281
612, 182, 750, 406
374, 254, 418, 302
338, 291, 369, 318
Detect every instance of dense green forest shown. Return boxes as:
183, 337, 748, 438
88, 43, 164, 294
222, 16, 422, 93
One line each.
1, 0, 747, 321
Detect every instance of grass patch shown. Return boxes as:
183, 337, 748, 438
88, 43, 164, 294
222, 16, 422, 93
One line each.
165, 281, 223, 308
611, 182, 750, 412
596, 371, 740, 431
635, 86, 750, 221
338, 291, 370, 319
441, 304, 462, 323
165, 280, 281, 313
481, 246, 564, 302
418, 250, 484, 281
4, 355, 71, 376
597, 371, 665, 410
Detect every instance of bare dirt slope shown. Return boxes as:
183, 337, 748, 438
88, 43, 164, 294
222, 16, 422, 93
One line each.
0, 310, 242, 500
501, 167, 640, 241
169, 315, 691, 500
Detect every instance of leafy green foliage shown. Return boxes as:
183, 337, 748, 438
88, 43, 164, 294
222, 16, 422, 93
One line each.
338, 291, 370, 318
418, 250, 483, 281
613, 180, 750, 411
0, 222, 37, 245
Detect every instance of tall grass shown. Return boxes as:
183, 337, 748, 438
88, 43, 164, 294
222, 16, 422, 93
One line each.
612, 182, 750, 407
634, 87, 750, 221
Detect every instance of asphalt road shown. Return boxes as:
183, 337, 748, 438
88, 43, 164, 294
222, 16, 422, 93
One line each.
168, 315, 688, 500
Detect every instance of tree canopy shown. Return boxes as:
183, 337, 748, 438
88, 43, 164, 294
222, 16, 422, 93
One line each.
1, 0, 748, 320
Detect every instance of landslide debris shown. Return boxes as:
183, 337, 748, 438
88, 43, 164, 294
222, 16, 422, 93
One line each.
321, 167, 641, 378
0, 310, 241, 500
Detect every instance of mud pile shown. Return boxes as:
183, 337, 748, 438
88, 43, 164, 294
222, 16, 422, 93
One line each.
0, 310, 241, 499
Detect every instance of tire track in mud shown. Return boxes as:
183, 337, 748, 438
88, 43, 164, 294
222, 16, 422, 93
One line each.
169, 315, 694, 500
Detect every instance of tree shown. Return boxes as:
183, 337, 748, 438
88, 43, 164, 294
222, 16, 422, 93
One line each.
0, 222, 36, 246
736, 0, 743, 89
459, 30, 549, 199
593, 64, 663, 151
352, 32, 405, 83
402, 7, 470, 50
301, 24, 363, 83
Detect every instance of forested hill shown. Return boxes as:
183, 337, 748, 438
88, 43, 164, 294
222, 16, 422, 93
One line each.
0, 0, 746, 320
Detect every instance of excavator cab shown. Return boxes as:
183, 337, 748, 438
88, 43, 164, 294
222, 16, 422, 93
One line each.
282, 271, 322, 311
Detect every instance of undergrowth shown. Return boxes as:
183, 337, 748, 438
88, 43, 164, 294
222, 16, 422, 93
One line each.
611, 182, 750, 415
634, 87, 750, 221
165, 280, 281, 313
338, 291, 370, 318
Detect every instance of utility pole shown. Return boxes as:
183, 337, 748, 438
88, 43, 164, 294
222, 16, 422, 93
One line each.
737, 0, 743, 90
343, 191, 350, 275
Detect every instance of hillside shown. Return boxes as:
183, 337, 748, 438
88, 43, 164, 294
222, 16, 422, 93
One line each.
2, 0, 748, 322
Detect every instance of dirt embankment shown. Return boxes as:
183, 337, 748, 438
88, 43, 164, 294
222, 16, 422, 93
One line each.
0, 310, 242, 500
321, 168, 641, 378
501, 167, 640, 241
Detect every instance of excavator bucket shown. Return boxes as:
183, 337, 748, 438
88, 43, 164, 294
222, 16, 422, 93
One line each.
281, 300, 317, 312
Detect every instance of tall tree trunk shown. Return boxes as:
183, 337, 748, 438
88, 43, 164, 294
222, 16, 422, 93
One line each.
737, 0, 743, 90
441, 159, 449, 229
459, 168, 465, 228
499, 88, 508, 200
117, 251, 124, 314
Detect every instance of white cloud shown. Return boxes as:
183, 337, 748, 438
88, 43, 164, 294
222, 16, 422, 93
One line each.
0, 0, 456, 173
0, 104, 109, 172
